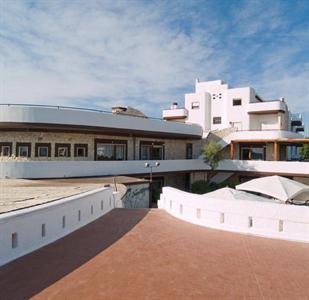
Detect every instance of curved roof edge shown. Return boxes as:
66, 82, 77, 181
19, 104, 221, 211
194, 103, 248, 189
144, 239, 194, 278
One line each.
0, 105, 203, 139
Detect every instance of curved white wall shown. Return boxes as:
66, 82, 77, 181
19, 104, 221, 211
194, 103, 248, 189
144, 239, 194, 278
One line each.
158, 187, 309, 243
0, 105, 202, 138
0, 159, 211, 179
0, 187, 120, 266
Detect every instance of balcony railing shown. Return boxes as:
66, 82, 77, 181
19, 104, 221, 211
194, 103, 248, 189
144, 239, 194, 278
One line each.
217, 159, 309, 176
247, 101, 286, 114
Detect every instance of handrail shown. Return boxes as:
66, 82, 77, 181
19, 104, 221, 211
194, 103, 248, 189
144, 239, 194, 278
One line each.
0, 103, 113, 114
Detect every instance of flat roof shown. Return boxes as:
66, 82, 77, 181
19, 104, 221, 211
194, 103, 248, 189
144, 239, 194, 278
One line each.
0, 209, 308, 299
0, 177, 148, 214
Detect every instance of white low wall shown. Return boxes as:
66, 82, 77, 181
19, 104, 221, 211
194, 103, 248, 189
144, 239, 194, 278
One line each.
0, 187, 120, 266
218, 159, 309, 176
220, 130, 303, 147
0, 159, 211, 179
158, 187, 309, 243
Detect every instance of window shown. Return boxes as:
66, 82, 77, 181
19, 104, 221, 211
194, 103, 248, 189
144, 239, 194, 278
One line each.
186, 143, 193, 159
16, 143, 31, 157
233, 98, 242, 106
95, 139, 127, 161
35, 143, 51, 157
140, 141, 164, 160
240, 144, 266, 160
74, 144, 88, 157
55, 143, 71, 157
191, 101, 200, 109
12, 232, 18, 248
213, 117, 222, 124
0, 142, 12, 156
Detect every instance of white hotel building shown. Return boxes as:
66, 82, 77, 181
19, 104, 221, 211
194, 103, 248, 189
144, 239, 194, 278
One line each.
0, 79, 308, 189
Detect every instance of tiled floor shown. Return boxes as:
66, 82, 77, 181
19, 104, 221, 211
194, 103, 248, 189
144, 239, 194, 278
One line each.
0, 209, 308, 299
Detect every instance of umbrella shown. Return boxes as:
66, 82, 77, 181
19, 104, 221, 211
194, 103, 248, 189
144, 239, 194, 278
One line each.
235, 175, 309, 203
203, 187, 273, 202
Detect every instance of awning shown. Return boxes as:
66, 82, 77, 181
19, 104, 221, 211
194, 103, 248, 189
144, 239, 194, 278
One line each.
236, 175, 309, 203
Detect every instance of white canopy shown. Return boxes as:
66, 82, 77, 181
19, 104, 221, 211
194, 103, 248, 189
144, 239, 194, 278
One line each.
203, 187, 273, 202
235, 175, 309, 203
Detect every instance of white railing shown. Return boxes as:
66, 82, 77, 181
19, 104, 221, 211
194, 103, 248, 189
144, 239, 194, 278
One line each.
247, 101, 286, 114
0, 187, 120, 266
217, 159, 309, 176
0, 159, 211, 179
162, 108, 188, 119
158, 187, 309, 243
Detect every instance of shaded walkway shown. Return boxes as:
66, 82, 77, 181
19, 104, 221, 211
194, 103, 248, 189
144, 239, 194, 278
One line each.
1, 209, 308, 299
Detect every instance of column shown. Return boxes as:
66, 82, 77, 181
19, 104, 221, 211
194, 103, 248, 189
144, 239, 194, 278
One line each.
274, 141, 279, 161
230, 142, 234, 160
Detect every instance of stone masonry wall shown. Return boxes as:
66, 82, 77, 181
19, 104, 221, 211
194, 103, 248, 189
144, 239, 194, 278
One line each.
0, 131, 201, 161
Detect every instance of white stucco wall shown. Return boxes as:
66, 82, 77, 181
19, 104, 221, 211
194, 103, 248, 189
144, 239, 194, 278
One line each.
182, 80, 300, 134
158, 187, 309, 242
217, 159, 309, 176
0, 187, 120, 266
185, 92, 211, 131
0, 159, 211, 179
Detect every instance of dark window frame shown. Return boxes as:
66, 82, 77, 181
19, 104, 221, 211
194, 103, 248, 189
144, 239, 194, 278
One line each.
35, 143, 51, 157
55, 143, 71, 157
191, 101, 200, 109
0, 142, 13, 156
95, 139, 128, 161
186, 143, 193, 159
239, 143, 266, 161
233, 98, 242, 106
139, 141, 165, 160
16, 142, 31, 157
213, 117, 222, 124
74, 144, 88, 157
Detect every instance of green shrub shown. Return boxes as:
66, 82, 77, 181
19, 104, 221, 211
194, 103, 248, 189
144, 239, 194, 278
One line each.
300, 143, 309, 160
202, 141, 222, 169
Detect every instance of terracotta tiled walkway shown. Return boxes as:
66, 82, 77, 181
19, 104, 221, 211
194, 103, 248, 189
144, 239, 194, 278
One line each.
0, 209, 308, 299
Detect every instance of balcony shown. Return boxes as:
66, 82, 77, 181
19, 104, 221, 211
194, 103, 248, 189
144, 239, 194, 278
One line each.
162, 108, 188, 121
220, 130, 303, 148
290, 114, 303, 127
217, 159, 309, 177
247, 101, 286, 114
295, 126, 305, 132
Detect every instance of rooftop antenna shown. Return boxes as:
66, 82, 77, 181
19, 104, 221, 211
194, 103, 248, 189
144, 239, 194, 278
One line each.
195, 78, 200, 83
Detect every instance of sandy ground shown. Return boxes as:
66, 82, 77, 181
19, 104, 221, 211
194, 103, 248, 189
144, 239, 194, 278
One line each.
0, 209, 308, 299
0, 176, 146, 213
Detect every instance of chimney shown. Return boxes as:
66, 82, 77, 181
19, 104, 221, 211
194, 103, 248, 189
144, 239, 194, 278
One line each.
170, 102, 178, 110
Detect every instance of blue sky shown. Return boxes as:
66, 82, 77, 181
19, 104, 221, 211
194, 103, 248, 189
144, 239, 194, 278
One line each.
1, 0, 308, 134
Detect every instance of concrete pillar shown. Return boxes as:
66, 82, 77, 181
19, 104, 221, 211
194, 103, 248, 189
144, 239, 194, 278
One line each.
274, 141, 279, 161
230, 142, 234, 160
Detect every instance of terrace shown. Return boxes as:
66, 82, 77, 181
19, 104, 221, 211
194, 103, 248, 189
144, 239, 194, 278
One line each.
1, 209, 308, 299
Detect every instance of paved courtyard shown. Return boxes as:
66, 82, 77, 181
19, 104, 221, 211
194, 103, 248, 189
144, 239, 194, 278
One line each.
0, 209, 308, 299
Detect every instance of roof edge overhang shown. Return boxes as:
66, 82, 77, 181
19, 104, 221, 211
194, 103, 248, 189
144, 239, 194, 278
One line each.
0, 122, 202, 140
